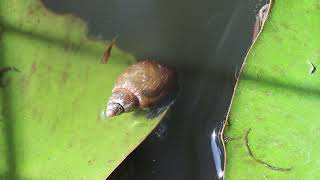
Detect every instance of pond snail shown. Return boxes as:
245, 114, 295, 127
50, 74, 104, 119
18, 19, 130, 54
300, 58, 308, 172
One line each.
105, 60, 178, 117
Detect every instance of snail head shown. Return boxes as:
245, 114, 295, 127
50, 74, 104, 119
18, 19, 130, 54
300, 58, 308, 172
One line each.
105, 88, 139, 117
106, 102, 124, 117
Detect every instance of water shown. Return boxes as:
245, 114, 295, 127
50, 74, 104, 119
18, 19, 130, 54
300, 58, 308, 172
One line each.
210, 128, 225, 179
41, 0, 267, 179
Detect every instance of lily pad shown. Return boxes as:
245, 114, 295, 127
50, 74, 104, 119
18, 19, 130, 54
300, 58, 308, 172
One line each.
0, 0, 166, 179
225, 0, 320, 179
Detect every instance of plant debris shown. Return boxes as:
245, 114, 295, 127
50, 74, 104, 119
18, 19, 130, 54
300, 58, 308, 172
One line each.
244, 129, 292, 171
252, 3, 270, 41
100, 35, 118, 64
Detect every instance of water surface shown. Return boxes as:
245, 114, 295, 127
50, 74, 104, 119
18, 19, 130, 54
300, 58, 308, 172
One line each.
42, 0, 267, 179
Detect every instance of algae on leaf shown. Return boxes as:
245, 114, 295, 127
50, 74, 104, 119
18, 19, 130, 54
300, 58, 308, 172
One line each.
0, 0, 166, 179
225, 0, 320, 179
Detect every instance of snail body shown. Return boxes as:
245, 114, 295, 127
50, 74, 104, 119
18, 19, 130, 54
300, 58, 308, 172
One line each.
106, 60, 177, 117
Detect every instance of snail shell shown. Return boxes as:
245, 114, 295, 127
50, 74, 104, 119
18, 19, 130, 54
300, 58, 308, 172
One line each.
106, 60, 177, 117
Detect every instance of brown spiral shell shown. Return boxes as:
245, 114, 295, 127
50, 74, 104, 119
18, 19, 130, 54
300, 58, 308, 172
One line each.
106, 60, 177, 117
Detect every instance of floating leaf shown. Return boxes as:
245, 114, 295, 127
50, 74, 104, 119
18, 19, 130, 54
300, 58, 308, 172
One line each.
0, 0, 166, 179
225, 0, 320, 179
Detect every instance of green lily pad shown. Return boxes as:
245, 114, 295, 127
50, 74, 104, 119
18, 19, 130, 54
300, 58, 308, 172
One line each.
0, 0, 166, 179
225, 0, 320, 179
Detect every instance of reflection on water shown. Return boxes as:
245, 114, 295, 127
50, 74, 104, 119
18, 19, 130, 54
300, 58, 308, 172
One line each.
211, 128, 225, 179
42, 0, 267, 179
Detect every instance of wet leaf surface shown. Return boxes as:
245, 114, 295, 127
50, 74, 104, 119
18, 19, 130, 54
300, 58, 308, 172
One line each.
225, 0, 320, 179
0, 0, 167, 179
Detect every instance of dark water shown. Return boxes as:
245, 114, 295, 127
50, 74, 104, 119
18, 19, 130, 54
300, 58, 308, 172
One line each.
41, 0, 267, 179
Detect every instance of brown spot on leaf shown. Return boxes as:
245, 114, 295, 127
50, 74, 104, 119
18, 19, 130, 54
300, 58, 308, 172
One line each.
31, 62, 37, 73
46, 64, 53, 72
88, 159, 96, 165
107, 160, 115, 164
20, 62, 37, 91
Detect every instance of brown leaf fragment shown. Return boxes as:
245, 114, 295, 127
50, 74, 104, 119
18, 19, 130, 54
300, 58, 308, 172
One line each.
100, 35, 118, 64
